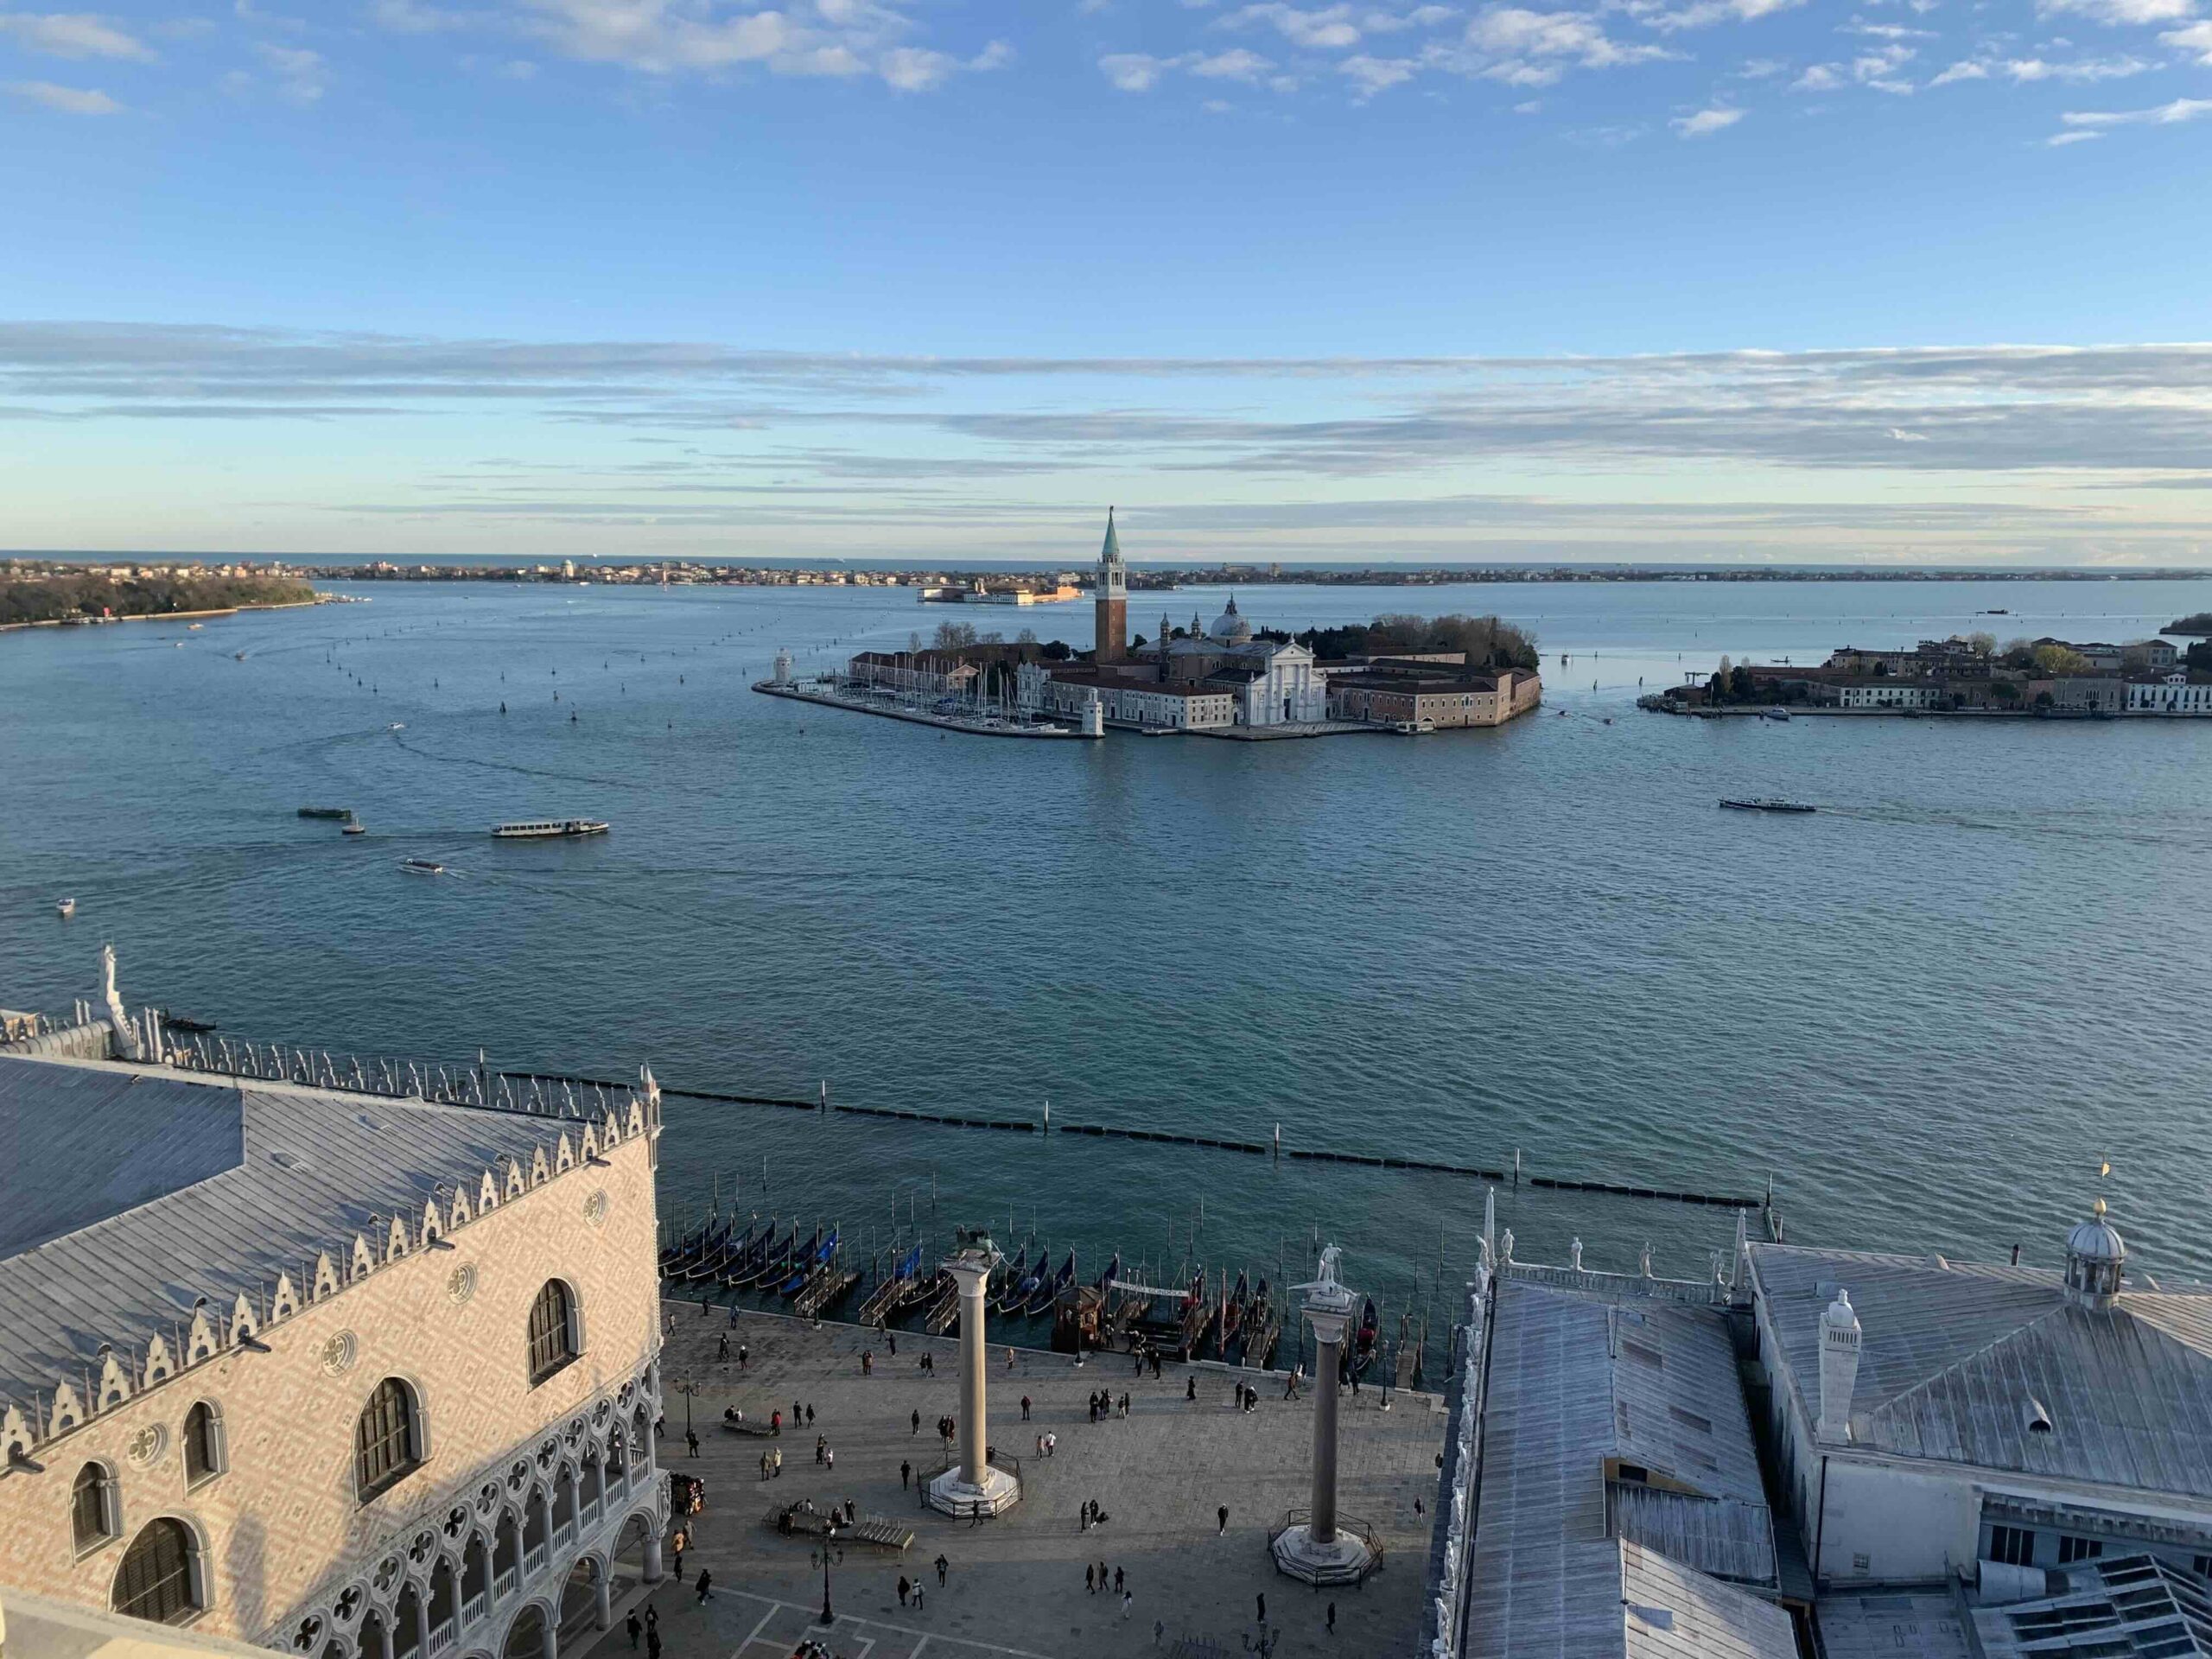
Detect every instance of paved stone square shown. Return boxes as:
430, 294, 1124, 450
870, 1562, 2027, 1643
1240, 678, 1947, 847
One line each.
585, 1303, 1446, 1659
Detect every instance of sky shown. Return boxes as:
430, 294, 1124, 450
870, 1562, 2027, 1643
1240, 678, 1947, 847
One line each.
2, 0, 2210, 563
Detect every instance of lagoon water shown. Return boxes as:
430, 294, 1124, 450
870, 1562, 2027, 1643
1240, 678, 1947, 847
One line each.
5, 574, 2211, 1346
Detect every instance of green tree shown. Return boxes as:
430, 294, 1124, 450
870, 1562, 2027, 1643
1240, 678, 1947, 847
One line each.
2031, 643, 2093, 677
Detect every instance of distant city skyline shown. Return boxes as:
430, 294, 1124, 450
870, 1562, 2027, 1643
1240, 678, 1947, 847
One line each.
3, 1, 2209, 562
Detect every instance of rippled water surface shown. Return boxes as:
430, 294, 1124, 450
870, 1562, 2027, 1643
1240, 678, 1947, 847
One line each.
4, 575, 2209, 1339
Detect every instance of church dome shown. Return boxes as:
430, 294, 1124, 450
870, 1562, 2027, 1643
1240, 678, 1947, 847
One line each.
2068, 1198, 2126, 1264
1210, 595, 1253, 644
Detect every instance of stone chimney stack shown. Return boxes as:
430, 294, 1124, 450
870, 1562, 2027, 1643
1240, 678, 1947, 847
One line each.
1817, 1287, 1861, 1444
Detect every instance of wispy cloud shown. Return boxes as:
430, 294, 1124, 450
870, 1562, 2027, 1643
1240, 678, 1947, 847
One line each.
1672, 102, 1744, 133
2038, 0, 2193, 23
2058, 93, 2212, 130
0, 10, 149, 60
253, 41, 326, 103
5, 76, 121, 111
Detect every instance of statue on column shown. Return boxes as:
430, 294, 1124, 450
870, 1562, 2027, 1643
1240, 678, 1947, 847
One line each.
98, 944, 143, 1061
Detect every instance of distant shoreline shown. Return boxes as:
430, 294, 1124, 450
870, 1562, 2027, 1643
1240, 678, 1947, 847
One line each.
0, 597, 324, 635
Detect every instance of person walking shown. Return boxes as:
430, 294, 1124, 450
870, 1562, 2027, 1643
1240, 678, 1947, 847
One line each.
935, 1554, 949, 1587
737, 1343, 747, 1369
1122, 1588, 1135, 1621
1085, 1563, 1096, 1594
912, 1583, 925, 1612
805, 1403, 816, 1427
1020, 1394, 1031, 1421
897, 1575, 910, 1607
671, 1531, 685, 1582
815, 1435, 825, 1465
772, 1446, 783, 1478
771, 1408, 781, 1434
861, 1350, 873, 1376
845, 1498, 856, 1524
1186, 1375, 1198, 1402
625, 1612, 641, 1651
1007, 1345, 1015, 1370
685, 1428, 699, 1459
716, 1333, 729, 1361
887, 1329, 897, 1356
1114, 1567, 1124, 1593
900, 1459, 912, 1490
645, 1626, 661, 1659
759, 1451, 769, 1482
1256, 1593, 1266, 1624
1326, 1601, 1337, 1635
825, 1446, 835, 1472
1217, 1504, 1230, 1535
912, 1408, 921, 1435
695, 1569, 713, 1604
794, 1398, 803, 1425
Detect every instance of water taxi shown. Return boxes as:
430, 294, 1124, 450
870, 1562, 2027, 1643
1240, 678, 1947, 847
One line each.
1391, 719, 1437, 735
399, 858, 445, 875
491, 818, 609, 839
1719, 798, 1816, 814
342, 822, 367, 836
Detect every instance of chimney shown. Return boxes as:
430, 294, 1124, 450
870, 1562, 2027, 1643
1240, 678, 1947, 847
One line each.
1817, 1287, 1861, 1444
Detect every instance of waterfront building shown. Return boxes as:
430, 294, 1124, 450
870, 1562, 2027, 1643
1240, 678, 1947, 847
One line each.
1329, 664, 1541, 728
1826, 680, 1943, 710
2125, 671, 2212, 715
0, 1026, 667, 1659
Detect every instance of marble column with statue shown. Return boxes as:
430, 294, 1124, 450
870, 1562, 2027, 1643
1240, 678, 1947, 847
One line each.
927, 1230, 1020, 1519
1271, 1244, 1378, 1585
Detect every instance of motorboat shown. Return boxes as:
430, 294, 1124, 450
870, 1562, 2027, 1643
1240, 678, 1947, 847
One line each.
1392, 720, 1437, 735
342, 822, 367, 836
400, 858, 445, 875
1719, 798, 1816, 814
55, 898, 75, 919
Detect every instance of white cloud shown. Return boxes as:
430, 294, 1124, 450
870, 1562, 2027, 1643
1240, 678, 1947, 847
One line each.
1929, 58, 1988, 83
510, 0, 999, 90
1792, 60, 1839, 87
1222, 3, 1362, 47
370, 0, 468, 30
255, 41, 327, 103
1192, 44, 1273, 75
2040, 0, 2193, 22
6, 74, 120, 110
1339, 50, 1417, 90
1100, 50, 1173, 87
1465, 5, 1669, 66
1736, 55, 1789, 76
2163, 19, 2212, 60
2060, 92, 2212, 124
0, 11, 150, 60
2047, 125, 2102, 139
2000, 53, 2152, 77
1671, 102, 1744, 133
1624, 0, 1800, 32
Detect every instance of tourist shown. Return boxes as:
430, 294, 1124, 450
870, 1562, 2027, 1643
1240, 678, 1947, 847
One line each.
861, 1350, 873, 1376
685, 1428, 699, 1459
1120, 1392, 1131, 1417
1256, 1593, 1266, 1624
1085, 1563, 1095, 1593
900, 1459, 912, 1490
1186, 1376, 1197, 1402
739, 1343, 748, 1370
772, 1446, 783, 1478
1114, 1567, 1124, 1593
1035, 1433, 1045, 1457
1097, 1559, 1107, 1592
654, 1414, 666, 1439
887, 1331, 898, 1356
1080, 1501, 1090, 1532
897, 1575, 910, 1607
716, 1333, 729, 1361
645, 1627, 661, 1659
794, 1398, 804, 1424
912, 1584, 925, 1611
772, 1408, 781, 1433
912, 1408, 922, 1435
845, 1498, 856, 1524
806, 1402, 817, 1427
815, 1435, 826, 1465
1326, 1601, 1337, 1635
1045, 1433, 1056, 1458
1122, 1588, 1135, 1621
825, 1446, 836, 1472
1020, 1394, 1031, 1421
759, 1452, 769, 1481
671, 1531, 684, 1582
935, 1553, 949, 1586
625, 1612, 641, 1651
1217, 1504, 1229, 1535
695, 1569, 713, 1604
1007, 1345, 1016, 1370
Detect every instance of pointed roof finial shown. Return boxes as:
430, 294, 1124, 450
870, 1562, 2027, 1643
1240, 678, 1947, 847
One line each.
1101, 507, 1122, 564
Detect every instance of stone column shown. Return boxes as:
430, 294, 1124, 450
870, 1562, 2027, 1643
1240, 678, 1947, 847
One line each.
956, 1260, 988, 1489
1307, 1305, 1349, 1547
1270, 1246, 1375, 1586
641, 1535, 663, 1584
927, 1238, 1020, 1518
593, 1563, 612, 1630
538, 1611, 559, 1659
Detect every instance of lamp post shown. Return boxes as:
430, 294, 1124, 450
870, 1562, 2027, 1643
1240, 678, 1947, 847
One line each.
675, 1378, 698, 1439
816, 1542, 835, 1625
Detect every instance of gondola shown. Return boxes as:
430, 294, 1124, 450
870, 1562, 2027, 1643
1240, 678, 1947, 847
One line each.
775, 1227, 826, 1296
661, 1216, 729, 1279
1219, 1269, 1249, 1356
1351, 1297, 1380, 1376
679, 1218, 753, 1284
721, 1224, 777, 1290
658, 1214, 714, 1273
1024, 1250, 1074, 1318
783, 1228, 836, 1297
859, 1243, 923, 1324
898, 1268, 949, 1314
730, 1225, 798, 1292
1240, 1277, 1274, 1366
988, 1243, 1031, 1316
995, 1245, 1043, 1317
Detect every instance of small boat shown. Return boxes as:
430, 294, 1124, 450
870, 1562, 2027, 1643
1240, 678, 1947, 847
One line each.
1719, 798, 1816, 814
991, 1244, 1034, 1317
491, 819, 610, 839
1220, 1269, 1249, 1354
1025, 1251, 1075, 1319
342, 822, 367, 836
159, 1011, 216, 1033
1766, 707, 1791, 721
188, 623, 202, 630
400, 858, 445, 875
1391, 719, 1436, 735
297, 806, 353, 820
1351, 1297, 1380, 1377
55, 898, 75, 919
388, 722, 405, 731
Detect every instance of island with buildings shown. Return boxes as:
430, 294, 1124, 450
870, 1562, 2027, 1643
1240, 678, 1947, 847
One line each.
795, 512, 1544, 739
3, 948, 2209, 1659
1645, 631, 2212, 717
0, 564, 321, 630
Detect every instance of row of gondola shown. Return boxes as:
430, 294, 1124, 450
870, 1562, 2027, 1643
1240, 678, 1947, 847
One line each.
656, 1213, 1386, 1378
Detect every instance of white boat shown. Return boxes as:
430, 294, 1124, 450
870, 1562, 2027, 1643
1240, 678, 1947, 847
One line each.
388, 722, 405, 731
1767, 706, 1791, 721
399, 858, 445, 875
55, 898, 75, 918
1392, 719, 1437, 735
491, 819, 610, 839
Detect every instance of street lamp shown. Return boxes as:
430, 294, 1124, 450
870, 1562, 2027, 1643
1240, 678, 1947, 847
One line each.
675, 1378, 698, 1439
816, 1542, 835, 1625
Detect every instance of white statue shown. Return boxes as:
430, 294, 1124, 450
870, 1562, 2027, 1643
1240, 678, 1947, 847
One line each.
1498, 1228, 1515, 1265
99, 944, 143, 1062
1568, 1236, 1583, 1271
1639, 1241, 1655, 1278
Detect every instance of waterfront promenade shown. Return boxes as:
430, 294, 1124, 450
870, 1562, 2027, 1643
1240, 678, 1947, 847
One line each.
587, 1305, 1445, 1659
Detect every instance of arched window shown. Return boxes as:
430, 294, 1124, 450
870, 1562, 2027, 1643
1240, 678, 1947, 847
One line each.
355, 1379, 423, 1502
525, 1281, 578, 1385
73, 1461, 119, 1553
112, 1518, 200, 1624
183, 1402, 224, 1488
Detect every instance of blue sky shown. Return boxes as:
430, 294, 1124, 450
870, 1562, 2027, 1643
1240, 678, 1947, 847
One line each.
3, 0, 2210, 563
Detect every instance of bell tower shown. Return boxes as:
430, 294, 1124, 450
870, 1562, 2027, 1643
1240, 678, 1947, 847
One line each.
1095, 507, 1128, 664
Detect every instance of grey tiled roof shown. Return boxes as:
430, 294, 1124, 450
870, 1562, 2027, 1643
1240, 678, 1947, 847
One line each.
1974, 1554, 2212, 1657
1750, 1243, 2212, 1497
0, 1055, 581, 1415
1463, 1279, 1792, 1657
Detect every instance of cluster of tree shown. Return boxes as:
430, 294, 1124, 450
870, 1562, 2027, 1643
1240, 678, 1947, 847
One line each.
0, 572, 315, 627
2169, 613, 2212, 635
1270, 613, 1539, 671
916, 621, 1070, 660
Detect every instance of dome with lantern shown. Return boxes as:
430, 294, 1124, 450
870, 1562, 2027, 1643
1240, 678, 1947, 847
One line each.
1208, 595, 1254, 645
